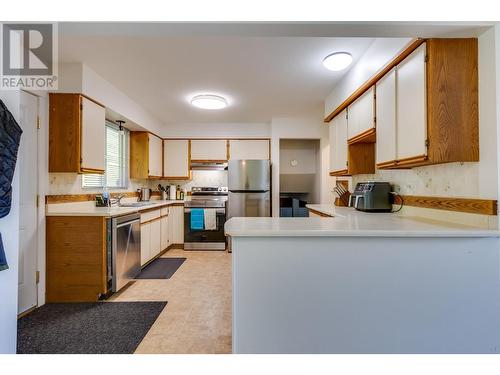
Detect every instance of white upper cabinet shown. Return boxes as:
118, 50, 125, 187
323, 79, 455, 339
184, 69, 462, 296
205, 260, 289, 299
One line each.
329, 121, 336, 173
347, 87, 375, 140
80, 96, 106, 172
396, 43, 427, 161
331, 109, 348, 173
229, 139, 269, 160
190, 139, 228, 161
375, 69, 397, 165
148, 133, 163, 177
163, 139, 190, 179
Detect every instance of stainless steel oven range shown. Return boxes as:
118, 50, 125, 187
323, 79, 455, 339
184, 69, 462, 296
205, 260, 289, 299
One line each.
184, 187, 228, 250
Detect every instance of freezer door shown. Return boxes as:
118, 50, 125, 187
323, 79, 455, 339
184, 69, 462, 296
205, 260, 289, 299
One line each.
227, 191, 271, 218
228, 159, 270, 191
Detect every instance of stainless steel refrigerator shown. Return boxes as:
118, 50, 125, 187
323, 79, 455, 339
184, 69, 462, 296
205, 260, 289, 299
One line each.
227, 159, 271, 218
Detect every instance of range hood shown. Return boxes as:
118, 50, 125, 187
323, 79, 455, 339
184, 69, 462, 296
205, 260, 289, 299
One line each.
190, 161, 228, 171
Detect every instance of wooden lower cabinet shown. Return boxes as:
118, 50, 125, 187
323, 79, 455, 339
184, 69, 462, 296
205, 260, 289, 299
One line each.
46, 216, 107, 302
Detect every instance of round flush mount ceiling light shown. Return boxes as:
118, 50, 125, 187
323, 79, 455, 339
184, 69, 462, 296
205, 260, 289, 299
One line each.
322, 52, 353, 71
191, 94, 228, 110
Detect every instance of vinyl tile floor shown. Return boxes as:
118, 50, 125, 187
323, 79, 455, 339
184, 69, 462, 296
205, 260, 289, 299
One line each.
109, 248, 232, 354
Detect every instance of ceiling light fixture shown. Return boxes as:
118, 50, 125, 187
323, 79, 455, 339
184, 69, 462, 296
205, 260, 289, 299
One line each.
322, 52, 353, 71
191, 94, 228, 110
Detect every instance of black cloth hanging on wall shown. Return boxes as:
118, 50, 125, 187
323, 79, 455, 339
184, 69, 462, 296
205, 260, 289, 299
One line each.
0, 98, 23, 271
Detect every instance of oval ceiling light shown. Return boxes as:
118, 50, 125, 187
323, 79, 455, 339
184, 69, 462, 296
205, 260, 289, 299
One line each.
322, 52, 353, 71
191, 94, 228, 110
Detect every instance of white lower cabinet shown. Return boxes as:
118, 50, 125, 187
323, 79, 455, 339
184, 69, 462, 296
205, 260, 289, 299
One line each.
140, 205, 184, 267
140, 223, 151, 266
150, 219, 161, 258
160, 213, 170, 250
170, 206, 184, 244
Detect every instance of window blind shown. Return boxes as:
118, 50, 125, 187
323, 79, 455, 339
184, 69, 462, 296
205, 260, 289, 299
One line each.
82, 122, 129, 189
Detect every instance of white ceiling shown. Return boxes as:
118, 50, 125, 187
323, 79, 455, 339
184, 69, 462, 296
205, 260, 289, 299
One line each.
58, 22, 492, 124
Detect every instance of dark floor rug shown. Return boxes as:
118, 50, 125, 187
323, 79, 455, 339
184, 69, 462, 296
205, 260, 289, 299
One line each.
17, 301, 167, 354
136, 257, 186, 279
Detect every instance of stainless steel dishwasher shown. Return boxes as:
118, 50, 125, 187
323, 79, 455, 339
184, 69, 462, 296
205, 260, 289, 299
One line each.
110, 212, 141, 292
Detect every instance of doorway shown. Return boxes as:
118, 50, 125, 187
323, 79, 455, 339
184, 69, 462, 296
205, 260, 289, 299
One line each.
279, 139, 321, 217
18, 91, 39, 314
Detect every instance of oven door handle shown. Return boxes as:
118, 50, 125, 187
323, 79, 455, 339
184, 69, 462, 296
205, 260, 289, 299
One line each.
184, 207, 225, 214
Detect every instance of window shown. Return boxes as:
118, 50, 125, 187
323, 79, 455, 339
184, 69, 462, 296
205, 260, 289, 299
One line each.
82, 122, 129, 189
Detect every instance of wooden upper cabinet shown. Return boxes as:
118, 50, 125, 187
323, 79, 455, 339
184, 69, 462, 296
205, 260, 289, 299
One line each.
163, 139, 191, 179
190, 139, 228, 162
347, 86, 375, 142
49, 93, 105, 174
378, 38, 479, 169
229, 139, 270, 160
375, 68, 397, 167
130, 132, 163, 179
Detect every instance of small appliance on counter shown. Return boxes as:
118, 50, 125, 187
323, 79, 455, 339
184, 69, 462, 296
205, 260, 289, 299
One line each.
137, 188, 151, 201
349, 182, 392, 212
169, 185, 177, 201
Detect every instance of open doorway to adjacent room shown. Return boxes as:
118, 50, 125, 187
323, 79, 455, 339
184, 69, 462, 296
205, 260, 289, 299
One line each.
279, 139, 321, 217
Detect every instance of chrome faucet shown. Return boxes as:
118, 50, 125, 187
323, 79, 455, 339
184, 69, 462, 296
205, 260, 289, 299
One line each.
111, 194, 126, 206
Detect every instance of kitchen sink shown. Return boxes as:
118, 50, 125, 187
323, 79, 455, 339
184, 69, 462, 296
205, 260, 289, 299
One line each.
119, 201, 155, 207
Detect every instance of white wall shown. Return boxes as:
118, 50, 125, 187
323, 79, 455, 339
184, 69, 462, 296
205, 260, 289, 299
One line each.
162, 122, 270, 138
57, 63, 166, 136
324, 38, 412, 117
0, 90, 21, 353
271, 117, 332, 217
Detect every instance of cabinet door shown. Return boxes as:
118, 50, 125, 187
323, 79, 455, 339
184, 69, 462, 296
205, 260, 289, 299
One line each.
376, 69, 397, 165
164, 139, 190, 179
347, 87, 374, 140
148, 134, 163, 177
333, 110, 348, 172
396, 43, 427, 160
150, 219, 161, 258
329, 122, 335, 173
190, 139, 228, 161
160, 215, 169, 251
171, 206, 184, 244
140, 223, 151, 266
80, 97, 105, 172
168, 208, 174, 246
229, 139, 269, 160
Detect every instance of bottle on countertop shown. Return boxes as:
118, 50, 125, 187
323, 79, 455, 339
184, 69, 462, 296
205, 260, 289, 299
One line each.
176, 185, 181, 200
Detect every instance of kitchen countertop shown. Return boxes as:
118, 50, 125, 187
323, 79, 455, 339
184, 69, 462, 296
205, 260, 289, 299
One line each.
45, 199, 184, 217
224, 204, 500, 237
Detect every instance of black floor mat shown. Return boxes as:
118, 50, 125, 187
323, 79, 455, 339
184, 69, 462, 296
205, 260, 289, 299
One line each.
135, 257, 186, 279
17, 301, 167, 354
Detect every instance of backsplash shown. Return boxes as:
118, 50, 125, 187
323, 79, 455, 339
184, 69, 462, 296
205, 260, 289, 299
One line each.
349, 162, 479, 197
48, 170, 228, 196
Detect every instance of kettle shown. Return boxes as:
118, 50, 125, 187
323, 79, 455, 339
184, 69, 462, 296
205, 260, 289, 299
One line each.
137, 188, 151, 201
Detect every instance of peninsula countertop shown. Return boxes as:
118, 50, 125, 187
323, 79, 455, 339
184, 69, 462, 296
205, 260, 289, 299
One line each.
45, 199, 184, 217
224, 205, 500, 238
